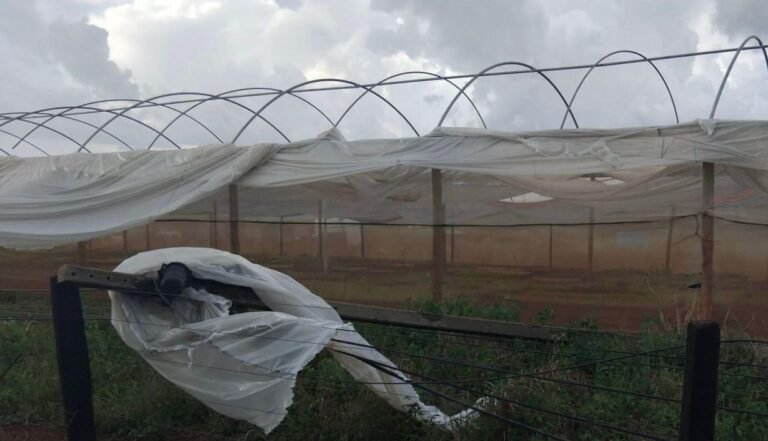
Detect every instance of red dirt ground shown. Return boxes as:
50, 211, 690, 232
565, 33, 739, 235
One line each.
2, 249, 766, 337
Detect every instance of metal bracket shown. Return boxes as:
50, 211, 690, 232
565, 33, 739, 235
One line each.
57, 265, 156, 292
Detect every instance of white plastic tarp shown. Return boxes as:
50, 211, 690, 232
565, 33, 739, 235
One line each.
110, 248, 480, 433
3, 120, 768, 249
0, 143, 276, 249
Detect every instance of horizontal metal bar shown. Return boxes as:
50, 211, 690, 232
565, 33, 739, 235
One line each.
330, 301, 565, 340
57, 265, 564, 340
6, 43, 768, 121
57, 265, 156, 293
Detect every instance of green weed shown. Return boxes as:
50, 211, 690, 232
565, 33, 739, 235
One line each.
0, 301, 766, 440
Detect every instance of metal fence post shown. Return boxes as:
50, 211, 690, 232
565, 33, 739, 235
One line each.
50, 276, 96, 441
679, 320, 720, 441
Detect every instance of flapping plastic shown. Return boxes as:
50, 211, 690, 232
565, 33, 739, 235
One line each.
110, 248, 481, 433
0, 143, 276, 249
4, 121, 768, 249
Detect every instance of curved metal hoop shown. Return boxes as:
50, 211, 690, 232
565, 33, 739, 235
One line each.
231, 78, 420, 144
0, 99, 197, 153
560, 50, 679, 129
147, 87, 334, 149
76, 96, 219, 152
1, 111, 132, 152
710, 35, 768, 119
0, 113, 86, 153
79, 93, 293, 151
438, 61, 578, 128
0, 118, 47, 156
336, 71, 487, 130
6, 40, 768, 156
0, 129, 47, 155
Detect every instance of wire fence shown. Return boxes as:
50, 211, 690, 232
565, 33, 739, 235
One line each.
1, 287, 767, 440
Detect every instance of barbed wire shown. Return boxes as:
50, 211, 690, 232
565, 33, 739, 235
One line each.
2, 309, 766, 436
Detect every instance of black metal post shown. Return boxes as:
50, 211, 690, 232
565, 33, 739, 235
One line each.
50, 276, 96, 441
679, 320, 720, 441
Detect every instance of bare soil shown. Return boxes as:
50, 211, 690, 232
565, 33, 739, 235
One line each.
2, 248, 767, 337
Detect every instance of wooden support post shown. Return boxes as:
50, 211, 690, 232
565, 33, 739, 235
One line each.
77, 241, 87, 265
665, 207, 676, 272
318, 200, 328, 273
587, 176, 597, 272
209, 211, 215, 248
450, 225, 455, 263
431, 169, 445, 302
701, 162, 715, 320
122, 230, 128, 252
678, 320, 720, 441
211, 200, 218, 249
229, 184, 240, 254
548, 225, 554, 269
360, 223, 365, 259
588, 207, 595, 272
50, 277, 96, 441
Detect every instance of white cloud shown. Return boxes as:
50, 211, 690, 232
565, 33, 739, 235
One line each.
2, 0, 768, 155
0, 0, 137, 109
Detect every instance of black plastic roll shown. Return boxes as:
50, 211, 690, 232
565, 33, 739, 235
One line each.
158, 262, 190, 295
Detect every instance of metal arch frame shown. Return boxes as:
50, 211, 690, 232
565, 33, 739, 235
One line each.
0, 115, 50, 156
73, 97, 211, 152
438, 61, 578, 128
147, 87, 334, 149
559, 50, 679, 129
0, 131, 44, 155
79, 93, 293, 152
3, 41, 768, 156
1, 111, 132, 152
0, 120, 45, 156
231, 78, 420, 144
710, 35, 768, 119
0, 99, 194, 153
335, 71, 487, 130
2, 41, 767, 126
0, 113, 87, 154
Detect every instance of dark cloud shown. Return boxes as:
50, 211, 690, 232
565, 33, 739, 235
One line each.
369, 0, 549, 71
2, 0, 768, 155
713, 0, 768, 39
0, 0, 137, 112
364, 0, 711, 131
48, 19, 137, 98
274, 0, 303, 11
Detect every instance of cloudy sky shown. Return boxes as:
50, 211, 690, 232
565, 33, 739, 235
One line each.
1, 0, 767, 154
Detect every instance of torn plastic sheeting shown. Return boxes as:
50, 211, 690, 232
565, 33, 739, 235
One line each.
109, 247, 480, 434
8, 121, 768, 249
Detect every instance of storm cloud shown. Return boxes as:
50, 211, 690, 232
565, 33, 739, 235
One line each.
1, 0, 767, 154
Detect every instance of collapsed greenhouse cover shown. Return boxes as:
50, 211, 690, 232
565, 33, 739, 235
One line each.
1, 120, 768, 250
3, 120, 768, 430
